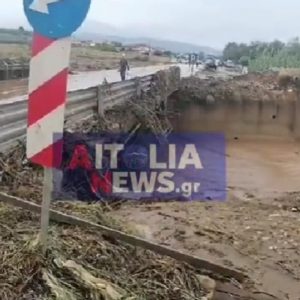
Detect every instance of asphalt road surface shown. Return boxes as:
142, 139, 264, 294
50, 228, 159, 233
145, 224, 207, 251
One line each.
0, 64, 191, 104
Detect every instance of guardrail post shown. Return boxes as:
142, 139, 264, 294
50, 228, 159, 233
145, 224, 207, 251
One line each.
4, 62, 9, 80
135, 77, 142, 98
98, 78, 109, 117
97, 85, 104, 117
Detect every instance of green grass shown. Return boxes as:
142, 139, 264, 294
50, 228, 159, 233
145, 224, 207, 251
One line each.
249, 51, 300, 72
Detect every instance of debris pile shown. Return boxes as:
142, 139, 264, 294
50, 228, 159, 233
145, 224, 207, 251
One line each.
0, 93, 213, 299
278, 68, 300, 89
0, 86, 173, 203
172, 72, 298, 113
0, 142, 43, 203
0, 203, 210, 300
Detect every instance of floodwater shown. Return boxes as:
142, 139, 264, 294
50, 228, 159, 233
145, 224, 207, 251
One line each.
228, 138, 300, 198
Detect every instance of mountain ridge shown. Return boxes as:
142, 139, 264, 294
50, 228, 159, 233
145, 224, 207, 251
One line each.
76, 20, 220, 55
76, 31, 220, 55
0, 19, 221, 55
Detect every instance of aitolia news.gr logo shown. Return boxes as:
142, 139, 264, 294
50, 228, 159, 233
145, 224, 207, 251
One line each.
53, 133, 226, 201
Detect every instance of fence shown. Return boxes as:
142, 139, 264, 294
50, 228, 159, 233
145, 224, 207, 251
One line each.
0, 66, 180, 151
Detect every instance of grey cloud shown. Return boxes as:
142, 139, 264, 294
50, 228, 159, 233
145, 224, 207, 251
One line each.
2, 0, 300, 48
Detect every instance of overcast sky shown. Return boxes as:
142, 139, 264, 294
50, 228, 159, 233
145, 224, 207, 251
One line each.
2, 0, 300, 49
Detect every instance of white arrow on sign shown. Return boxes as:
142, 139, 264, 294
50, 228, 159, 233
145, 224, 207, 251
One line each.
30, 0, 60, 14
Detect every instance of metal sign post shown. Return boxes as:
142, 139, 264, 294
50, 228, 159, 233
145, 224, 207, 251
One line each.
40, 168, 53, 248
23, 0, 91, 251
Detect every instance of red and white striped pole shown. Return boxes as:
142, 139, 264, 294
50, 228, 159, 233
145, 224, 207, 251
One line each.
27, 34, 71, 168
23, 0, 91, 250
27, 34, 71, 247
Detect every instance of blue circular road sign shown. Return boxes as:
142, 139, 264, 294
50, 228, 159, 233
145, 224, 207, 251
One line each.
23, 0, 91, 39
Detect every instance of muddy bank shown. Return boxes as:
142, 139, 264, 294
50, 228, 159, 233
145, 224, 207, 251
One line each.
110, 191, 300, 300
168, 74, 300, 139
105, 73, 300, 299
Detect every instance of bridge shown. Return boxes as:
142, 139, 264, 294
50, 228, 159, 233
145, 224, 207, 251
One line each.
0, 65, 185, 150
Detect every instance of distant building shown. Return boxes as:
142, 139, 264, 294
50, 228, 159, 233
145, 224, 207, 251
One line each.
78, 40, 95, 47
72, 38, 83, 47
129, 44, 151, 53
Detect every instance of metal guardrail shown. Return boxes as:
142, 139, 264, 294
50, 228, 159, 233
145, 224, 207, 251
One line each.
0, 59, 29, 80
0, 73, 154, 151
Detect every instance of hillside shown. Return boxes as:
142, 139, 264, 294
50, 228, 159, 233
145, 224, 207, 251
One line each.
77, 20, 221, 55
76, 31, 220, 55
0, 20, 220, 55
0, 28, 31, 44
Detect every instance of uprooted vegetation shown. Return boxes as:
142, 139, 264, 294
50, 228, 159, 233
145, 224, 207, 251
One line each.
0, 203, 211, 300
0, 135, 215, 299
0, 92, 171, 204
0, 95, 214, 300
176, 71, 299, 107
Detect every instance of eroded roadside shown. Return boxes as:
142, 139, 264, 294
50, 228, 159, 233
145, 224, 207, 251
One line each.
109, 175, 300, 300
107, 71, 300, 299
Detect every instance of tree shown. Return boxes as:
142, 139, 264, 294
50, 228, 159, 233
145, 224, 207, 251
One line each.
223, 38, 300, 72
198, 51, 205, 60
111, 41, 122, 47
153, 50, 163, 56
268, 40, 284, 56
223, 42, 240, 61
239, 56, 250, 66
163, 50, 172, 56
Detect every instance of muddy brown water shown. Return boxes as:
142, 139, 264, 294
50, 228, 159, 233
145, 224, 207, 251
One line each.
170, 100, 300, 198
110, 94, 300, 299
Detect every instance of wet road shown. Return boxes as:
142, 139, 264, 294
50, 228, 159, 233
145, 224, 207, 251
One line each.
0, 64, 191, 104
